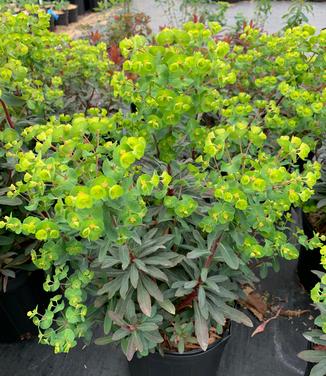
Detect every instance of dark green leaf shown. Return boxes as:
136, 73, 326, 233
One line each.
132, 331, 144, 353
104, 310, 112, 335
142, 330, 163, 344
298, 350, 326, 363
119, 273, 130, 299
138, 322, 158, 332
95, 336, 114, 345
130, 264, 139, 289
137, 279, 152, 317
126, 335, 137, 361
194, 300, 209, 351
158, 299, 175, 315
119, 246, 130, 270
220, 243, 240, 270
0, 196, 23, 206
311, 359, 326, 376
221, 305, 252, 327
142, 274, 163, 302
108, 311, 128, 327
112, 328, 130, 341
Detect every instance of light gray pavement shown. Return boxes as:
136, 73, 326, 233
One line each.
131, 0, 326, 32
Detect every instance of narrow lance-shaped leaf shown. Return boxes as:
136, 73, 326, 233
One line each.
126, 334, 137, 361
130, 264, 139, 289
137, 278, 152, 317
97, 275, 124, 298
298, 350, 326, 363
112, 328, 130, 341
119, 246, 130, 270
132, 331, 144, 353
108, 311, 128, 327
94, 336, 114, 346
220, 243, 240, 270
119, 272, 130, 299
194, 300, 209, 351
158, 299, 176, 315
142, 274, 164, 302
104, 308, 112, 335
310, 359, 326, 376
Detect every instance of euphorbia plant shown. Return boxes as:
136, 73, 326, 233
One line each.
1, 22, 324, 361
0, 130, 37, 292
0, 6, 112, 127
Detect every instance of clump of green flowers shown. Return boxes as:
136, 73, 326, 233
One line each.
116, 23, 325, 146
1, 21, 325, 360
0, 6, 112, 127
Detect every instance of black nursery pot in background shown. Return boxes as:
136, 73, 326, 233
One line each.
88, 0, 99, 11
70, 0, 85, 15
0, 270, 49, 343
55, 10, 69, 26
297, 211, 324, 291
49, 14, 55, 32
68, 4, 78, 23
129, 333, 230, 376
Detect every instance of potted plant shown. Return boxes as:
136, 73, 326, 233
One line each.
52, 0, 70, 26
298, 144, 326, 291
0, 6, 113, 126
1, 21, 324, 374
67, 2, 78, 23
70, 0, 85, 15
0, 130, 50, 343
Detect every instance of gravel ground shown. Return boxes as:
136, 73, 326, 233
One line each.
131, 0, 326, 32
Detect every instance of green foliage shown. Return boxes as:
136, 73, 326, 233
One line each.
1, 21, 325, 360
0, 6, 112, 128
282, 0, 313, 30
88, 11, 152, 48
254, 0, 272, 28
52, 1, 70, 11
298, 271, 326, 376
0, 136, 35, 292
96, 0, 131, 12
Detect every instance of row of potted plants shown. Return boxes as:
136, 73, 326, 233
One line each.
0, 4, 114, 340
0, 0, 123, 29
0, 5, 325, 376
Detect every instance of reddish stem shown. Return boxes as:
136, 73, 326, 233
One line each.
0, 99, 15, 129
176, 233, 223, 313
176, 289, 198, 313
204, 233, 223, 269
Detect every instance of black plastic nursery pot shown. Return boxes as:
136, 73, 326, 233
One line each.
304, 360, 314, 376
55, 10, 69, 26
88, 0, 99, 11
0, 270, 49, 343
49, 15, 55, 32
68, 4, 78, 23
70, 0, 85, 15
128, 333, 230, 376
297, 211, 324, 292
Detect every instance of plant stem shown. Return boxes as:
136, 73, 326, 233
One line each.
0, 99, 15, 129
204, 232, 223, 269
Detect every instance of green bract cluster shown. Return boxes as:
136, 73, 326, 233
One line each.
116, 23, 325, 145
0, 21, 325, 360
0, 6, 112, 127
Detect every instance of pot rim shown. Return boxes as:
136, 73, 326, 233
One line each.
157, 329, 231, 358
